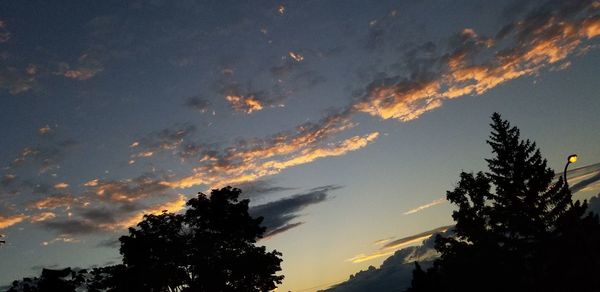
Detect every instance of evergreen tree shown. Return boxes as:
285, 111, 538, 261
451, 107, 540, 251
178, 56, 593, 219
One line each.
408, 113, 600, 292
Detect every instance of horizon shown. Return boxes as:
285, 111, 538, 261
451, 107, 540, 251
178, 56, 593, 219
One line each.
1, 1, 600, 291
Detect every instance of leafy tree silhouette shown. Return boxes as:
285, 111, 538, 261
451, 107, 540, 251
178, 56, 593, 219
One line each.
7, 268, 88, 292
7, 187, 284, 292
408, 113, 600, 292
120, 187, 284, 291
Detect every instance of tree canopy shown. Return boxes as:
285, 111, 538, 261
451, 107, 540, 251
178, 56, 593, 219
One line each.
408, 113, 600, 292
120, 186, 284, 292
7, 187, 284, 292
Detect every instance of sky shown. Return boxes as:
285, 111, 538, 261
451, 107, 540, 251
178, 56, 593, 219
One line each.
0, 0, 599, 291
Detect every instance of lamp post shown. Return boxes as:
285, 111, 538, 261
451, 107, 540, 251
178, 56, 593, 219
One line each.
563, 154, 578, 188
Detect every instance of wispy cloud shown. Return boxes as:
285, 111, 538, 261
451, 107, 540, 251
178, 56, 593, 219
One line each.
55, 54, 103, 81
331, 228, 451, 292
403, 197, 446, 215
161, 112, 378, 189
571, 172, 600, 194
29, 212, 57, 223
0, 66, 37, 95
7, 139, 77, 175
184, 96, 211, 113
166, 132, 378, 189
0, 19, 10, 43
42, 234, 79, 246
40, 193, 187, 235
29, 195, 77, 210
0, 214, 28, 229
84, 174, 171, 203
225, 94, 266, 114
237, 179, 296, 200
98, 193, 187, 230
348, 225, 453, 263
129, 123, 196, 163
250, 185, 341, 238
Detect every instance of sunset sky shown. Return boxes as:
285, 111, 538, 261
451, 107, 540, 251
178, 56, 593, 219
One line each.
1, 0, 599, 291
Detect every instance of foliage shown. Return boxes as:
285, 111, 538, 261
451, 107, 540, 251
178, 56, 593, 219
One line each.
408, 113, 600, 291
120, 187, 284, 291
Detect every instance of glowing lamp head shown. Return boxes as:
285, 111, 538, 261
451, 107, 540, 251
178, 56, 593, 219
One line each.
568, 154, 578, 164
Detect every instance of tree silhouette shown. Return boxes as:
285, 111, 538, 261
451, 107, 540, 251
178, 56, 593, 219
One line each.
120, 211, 189, 291
181, 187, 284, 291
7, 268, 88, 292
119, 186, 284, 291
7, 187, 283, 292
408, 113, 600, 291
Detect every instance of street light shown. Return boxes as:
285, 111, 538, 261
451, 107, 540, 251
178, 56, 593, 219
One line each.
563, 154, 578, 187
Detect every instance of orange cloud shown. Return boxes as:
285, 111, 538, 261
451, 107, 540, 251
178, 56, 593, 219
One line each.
156, 112, 359, 189
100, 194, 187, 230
0, 214, 28, 229
354, 80, 442, 122
225, 94, 264, 113
30, 212, 57, 223
354, 4, 600, 122
89, 176, 169, 203
29, 195, 76, 210
54, 182, 69, 189
165, 132, 378, 189
260, 132, 379, 171
289, 51, 304, 62
38, 125, 53, 135
83, 179, 99, 187
128, 124, 196, 162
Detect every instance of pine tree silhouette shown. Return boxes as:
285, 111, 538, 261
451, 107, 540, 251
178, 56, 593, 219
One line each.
408, 113, 600, 292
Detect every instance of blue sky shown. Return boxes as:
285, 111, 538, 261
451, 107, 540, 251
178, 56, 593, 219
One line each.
1, 0, 599, 290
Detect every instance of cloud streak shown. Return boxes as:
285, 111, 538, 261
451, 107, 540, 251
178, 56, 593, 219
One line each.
129, 124, 196, 162
250, 185, 341, 237
403, 197, 446, 215
348, 225, 453, 263
559, 162, 600, 194
162, 112, 378, 189
0, 214, 28, 229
